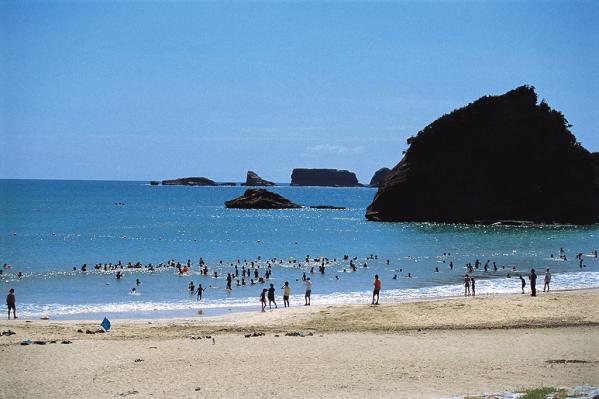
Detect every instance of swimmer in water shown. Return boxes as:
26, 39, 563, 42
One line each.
197, 284, 205, 301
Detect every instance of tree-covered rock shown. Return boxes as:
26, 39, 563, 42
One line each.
366, 86, 599, 224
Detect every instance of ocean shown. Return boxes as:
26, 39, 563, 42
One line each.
1, 179, 597, 320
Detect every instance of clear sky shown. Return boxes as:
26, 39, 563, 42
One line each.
1, 1, 598, 183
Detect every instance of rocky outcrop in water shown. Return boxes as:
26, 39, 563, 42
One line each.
290, 168, 361, 187
366, 86, 599, 225
149, 181, 160, 186
368, 168, 391, 187
242, 171, 275, 186
225, 189, 302, 209
161, 177, 217, 186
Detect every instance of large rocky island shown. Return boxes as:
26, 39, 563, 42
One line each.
290, 168, 361, 187
366, 86, 599, 225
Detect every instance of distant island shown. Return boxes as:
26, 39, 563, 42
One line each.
161, 177, 217, 186
290, 168, 362, 187
153, 177, 236, 186
368, 167, 391, 187
241, 171, 275, 186
366, 86, 599, 225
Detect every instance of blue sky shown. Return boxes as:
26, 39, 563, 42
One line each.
1, 1, 598, 182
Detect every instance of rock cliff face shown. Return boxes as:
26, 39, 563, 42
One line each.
366, 86, 599, 224
225, 189, 302, 209
369, 168, 391, 187
242, 171, 275, 186
592, 153, 599, 188
290, 169, 361, 187
161, 177, 217, 186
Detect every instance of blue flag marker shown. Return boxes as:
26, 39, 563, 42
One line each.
101, 317, 111, 332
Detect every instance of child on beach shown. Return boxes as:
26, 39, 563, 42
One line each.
519, 275, 526, 294
471, 277, 476, 296
260, 289, 267, 312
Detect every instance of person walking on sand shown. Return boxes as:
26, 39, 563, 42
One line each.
260, 289, 267, 312
303, 277, 312, 306
372, 275, 381, 305
6, 288, 16, 320
267, 284, 277, 309
543, 268, 551, 292
464, 274, 471, 296
529, 269, 537, 297
282, 281, 291, 308
519, 275, 526, 294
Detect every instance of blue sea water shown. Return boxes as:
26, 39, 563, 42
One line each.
0, 179, 598, 320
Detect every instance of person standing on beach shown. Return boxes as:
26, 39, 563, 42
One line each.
282, 281, 291, 308
464, 274, 471, 296
303, 278, 312, 306
519, 275, 526, 294
6, 288, 16, 319
543, 268, 551, 292
372, 275, 381, 305
529, 269, 537, 297
260, 289, 267, 312
267, 284, 277, 309
471, 277, 476, 296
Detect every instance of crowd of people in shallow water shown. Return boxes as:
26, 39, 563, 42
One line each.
3, 248, 598, 318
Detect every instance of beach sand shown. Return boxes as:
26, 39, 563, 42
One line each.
1, 290, 598, 398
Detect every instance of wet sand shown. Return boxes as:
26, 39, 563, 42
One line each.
1, 289, 598, 398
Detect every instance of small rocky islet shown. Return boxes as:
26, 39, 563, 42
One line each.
224, 188, 346, 210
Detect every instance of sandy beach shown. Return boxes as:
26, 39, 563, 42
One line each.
1, 289, 598, 398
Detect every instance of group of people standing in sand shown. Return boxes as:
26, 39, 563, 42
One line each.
259, 278, 313, 312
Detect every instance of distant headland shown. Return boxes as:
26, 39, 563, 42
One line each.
150, 168, 381, 187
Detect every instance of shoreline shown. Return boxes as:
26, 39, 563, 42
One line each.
1, 289, 598, 398
12, 284, 599, 322
2, 287, 598, 336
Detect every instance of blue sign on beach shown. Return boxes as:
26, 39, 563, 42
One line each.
101, 317, 111, 332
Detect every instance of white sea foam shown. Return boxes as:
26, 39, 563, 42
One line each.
18, 272, 599, 319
